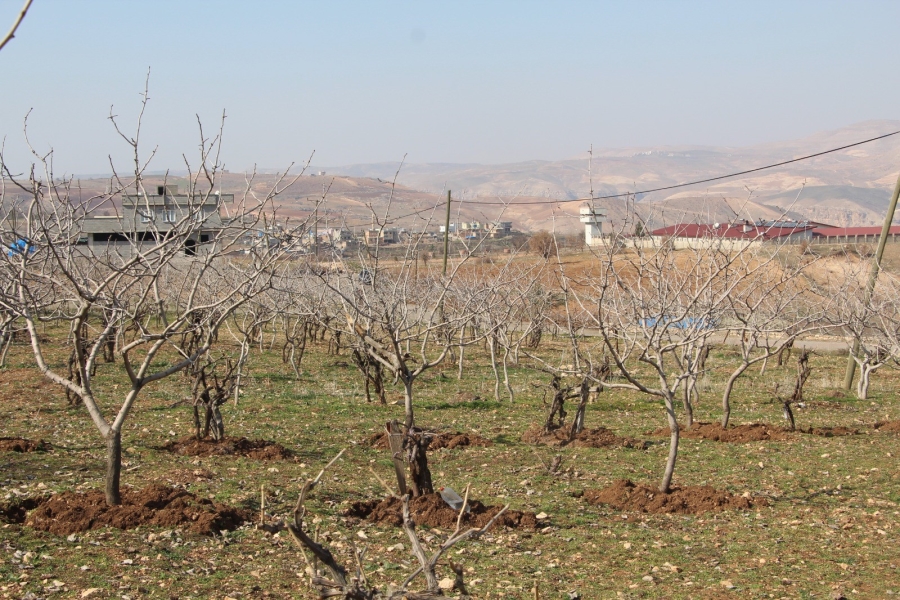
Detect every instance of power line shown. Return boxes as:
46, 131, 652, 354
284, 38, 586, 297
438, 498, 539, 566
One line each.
310, 128, 900, 225
475, 128, 900, 205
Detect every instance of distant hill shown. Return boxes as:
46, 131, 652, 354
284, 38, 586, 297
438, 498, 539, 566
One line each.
321, 119, 900, 230
6, 121, 899, 235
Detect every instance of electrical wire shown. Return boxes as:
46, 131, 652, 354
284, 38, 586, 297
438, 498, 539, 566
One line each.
312, 127, 900, 226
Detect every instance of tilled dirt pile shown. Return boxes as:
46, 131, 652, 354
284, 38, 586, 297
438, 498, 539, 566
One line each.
26, 484, 250, 536
161, 436, 293, 460
0, 496, 46, 524
874, 420, 900, 433
346, 493, 538, 529
366, 431, 493, 451
522, 425, 648, 449
0, 437, 49, 452
648, 422, 792, 443
584, 479, 767, 514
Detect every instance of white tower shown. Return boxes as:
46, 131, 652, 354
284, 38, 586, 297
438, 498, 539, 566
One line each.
580, 204, 607, 246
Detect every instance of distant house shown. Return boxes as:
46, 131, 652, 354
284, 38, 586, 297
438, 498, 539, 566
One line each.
82, 185, 232, 256
649, 220, 817, 249
487, 221, 513, 238
364, 227, 399, 245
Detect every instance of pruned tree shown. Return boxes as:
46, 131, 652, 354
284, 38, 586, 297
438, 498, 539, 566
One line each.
829, 268, 900, 400
578, 225, 779, 493
189, 354, 238, 441
287, 450, 507, 598
313, 175, 512, 496
0, 82, 315, 505
717, 246, 827, 427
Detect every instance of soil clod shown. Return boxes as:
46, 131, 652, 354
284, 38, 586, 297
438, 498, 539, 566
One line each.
648, 422, 791, 443
26, 484, 250, 536
0, 496, 46, 524
584, 479, 767, 514
0, 437, 49, 452
161, 436, 293, 460
346, 493, 537, 529
366, 430, 492, 450
874, 420, 900, 433
797, 426, 859, 437
523, 425, 647, 449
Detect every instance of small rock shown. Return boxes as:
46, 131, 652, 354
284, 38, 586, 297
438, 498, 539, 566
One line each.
535, 512, 548, 520
720, 580, 735, 589
438, 577, 455, 591
642, 575, 654, 582
67, 534, 79, 543
356, 531, 368, 540
81, 589, 101, 598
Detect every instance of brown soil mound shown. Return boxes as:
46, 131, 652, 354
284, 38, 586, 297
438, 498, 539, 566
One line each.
874, 420, 900, 433
584, 479, 767, 514
0, 437, 49, 452
366, 431, 492, 451
0, 496, 46, 524
346, 493, 537, 530
522, 425, 647, 449
26, 484, 250, 536
798, 426, 858, 437
161, 436, 292, 460
648, 422, 792, 443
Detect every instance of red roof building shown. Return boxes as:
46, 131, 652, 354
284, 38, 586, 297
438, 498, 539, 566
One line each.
812, 226, 900, 241
650, 220, 816, 241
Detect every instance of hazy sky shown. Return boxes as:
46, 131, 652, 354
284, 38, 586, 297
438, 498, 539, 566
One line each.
1, 0, 899, 175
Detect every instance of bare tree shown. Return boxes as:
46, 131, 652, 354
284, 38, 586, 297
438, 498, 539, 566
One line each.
830, 269, 900, 400
287, 450, 507, 598
578, 228, 780, 493
0, 86, 313, 505
718, 246, 827, 427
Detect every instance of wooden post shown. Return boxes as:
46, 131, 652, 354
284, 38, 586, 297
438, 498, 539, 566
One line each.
387, 420, 408, 496
442, 190, 451, 276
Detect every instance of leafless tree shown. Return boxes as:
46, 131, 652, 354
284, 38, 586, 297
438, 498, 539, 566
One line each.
577, 226, 788, 493
717, 246, 828, 427
830, 271, 900, 400
287, 450, 507, 598
0, 85, 314, 505
189, 354, 238, 441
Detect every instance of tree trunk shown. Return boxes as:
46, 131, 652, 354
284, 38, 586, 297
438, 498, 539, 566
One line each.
858, 364, 871, 400
660, 394, 679, 494
209, 404, 225, 441
406, 429, 434, 497
105, 428, 122, 506
403, 377, 415, 430
488, 335, 500, 401
570, 379, 590, 439
502, 346, 514, 401
721, 364, 748, 429
681, 384, 694, 428
0, 331, 12, 368
193, 404, 202, 440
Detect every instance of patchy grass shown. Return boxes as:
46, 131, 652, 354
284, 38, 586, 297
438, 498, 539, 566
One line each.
1, 331, 900, 599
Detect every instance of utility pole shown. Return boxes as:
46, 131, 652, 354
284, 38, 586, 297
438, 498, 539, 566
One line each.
843, 169, 900, 390
442, 190, 451, 276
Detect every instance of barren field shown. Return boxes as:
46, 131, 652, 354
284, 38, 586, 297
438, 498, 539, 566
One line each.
2, 325, 900, 599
